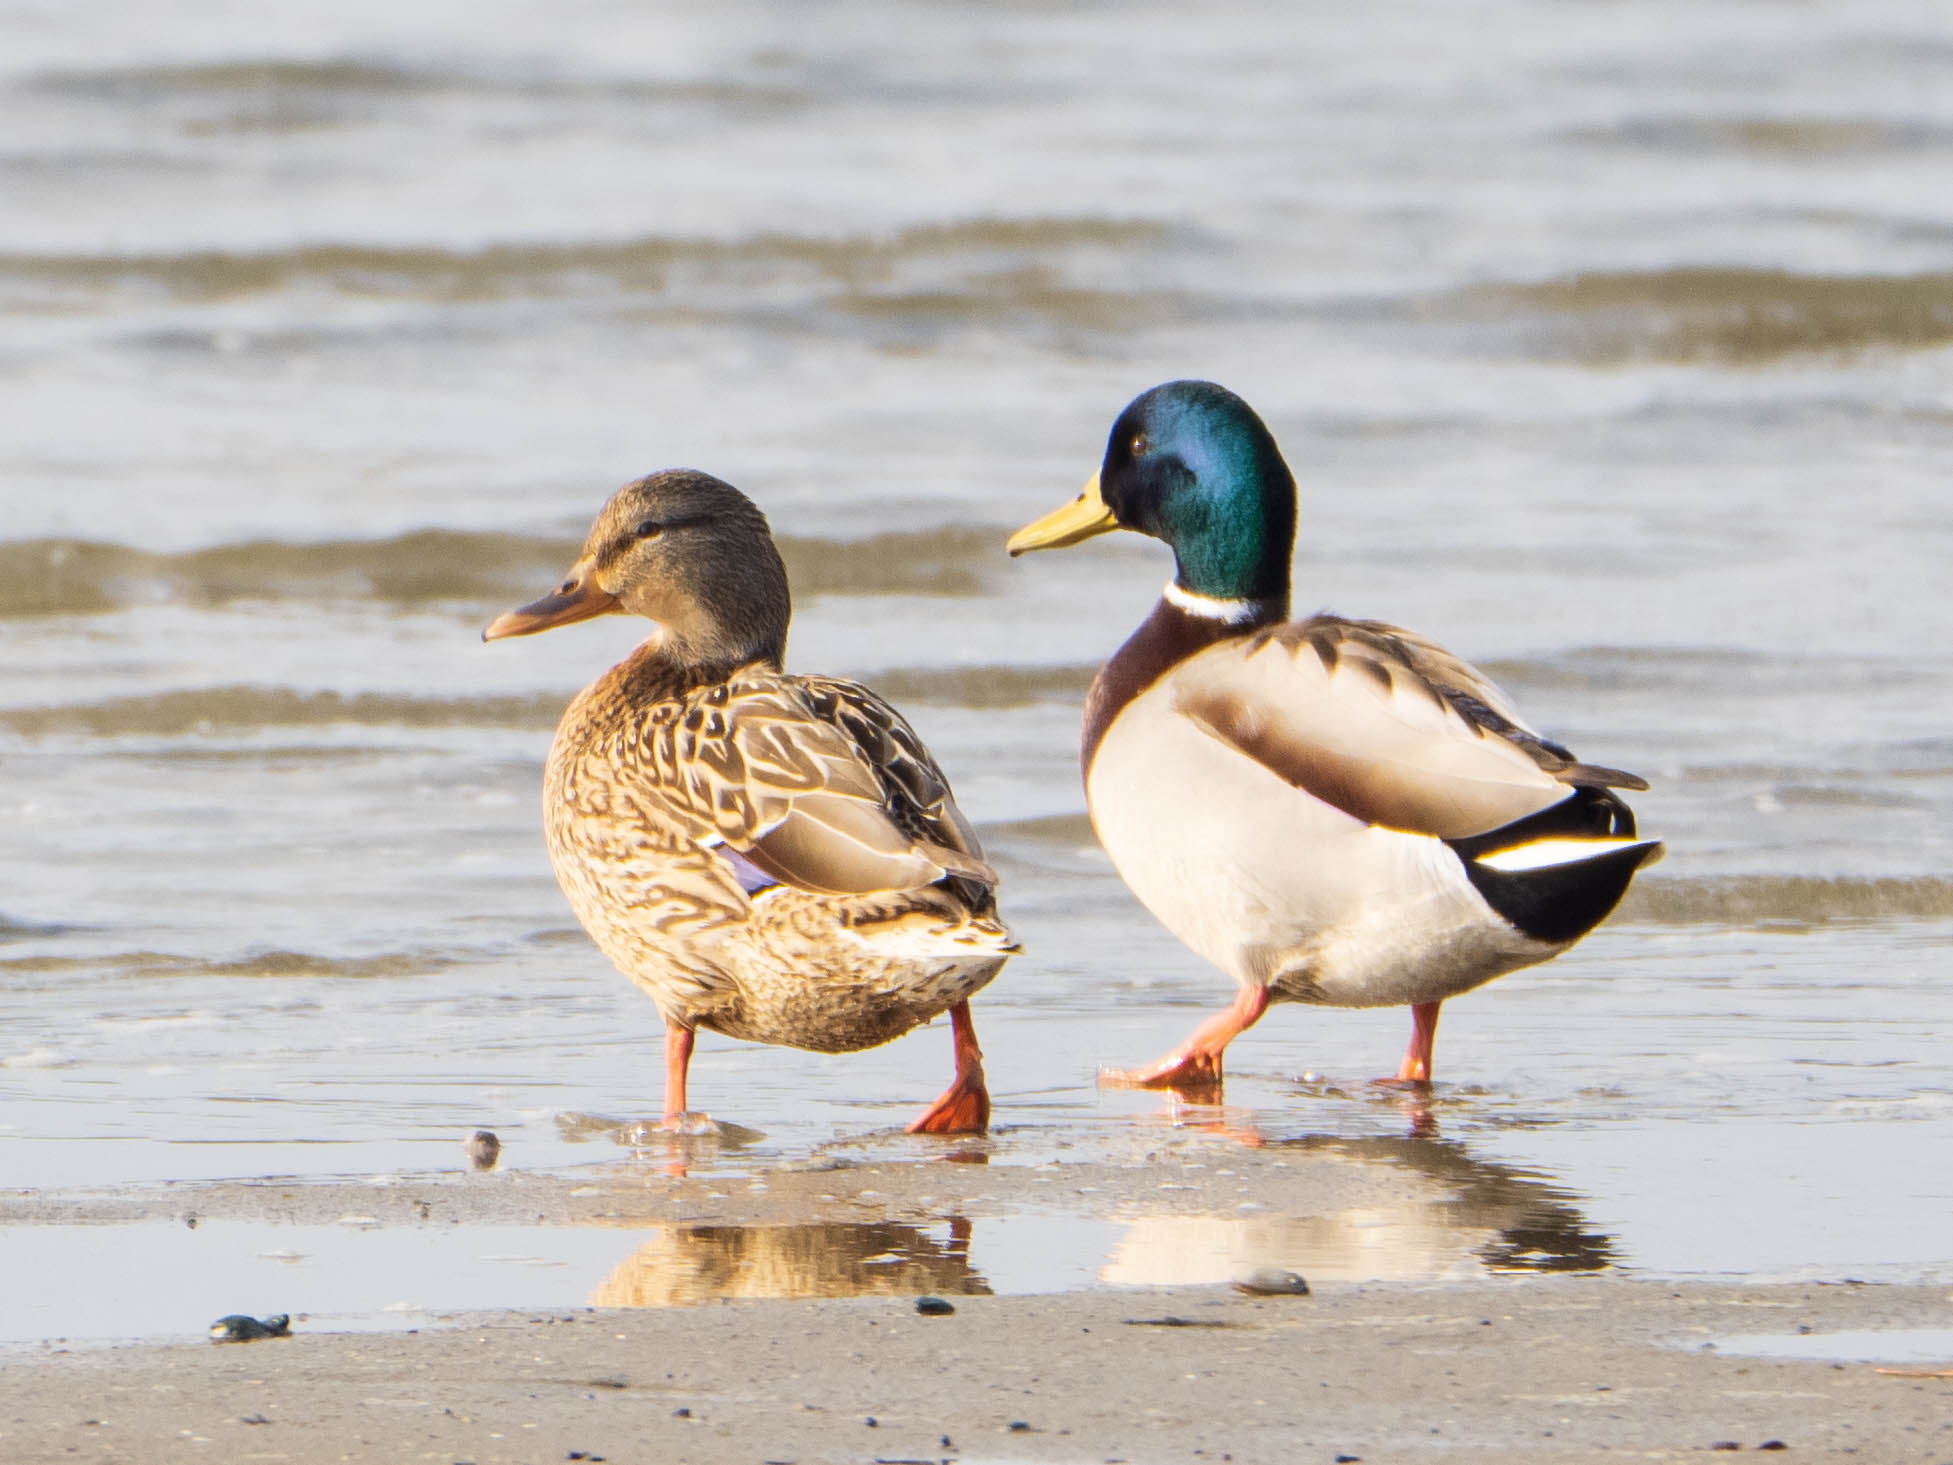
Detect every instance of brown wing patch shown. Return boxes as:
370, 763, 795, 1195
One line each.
1172, 617, 1648, 838
555, 655, 997, 904
1350, 651, 1394, 695
1177, 680, 1522, 836
738, 793, 953, 895
1283, 617, 1649, 791
796, 675, 994, 868
667, 671, 995, 897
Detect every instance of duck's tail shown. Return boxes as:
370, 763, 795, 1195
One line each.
1446, 787, 1662, 945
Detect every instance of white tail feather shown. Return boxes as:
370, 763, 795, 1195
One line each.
1475, 836, 1660, 873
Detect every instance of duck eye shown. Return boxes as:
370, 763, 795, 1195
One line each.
633, 518, 662, 540
1129, 432, 1148, 456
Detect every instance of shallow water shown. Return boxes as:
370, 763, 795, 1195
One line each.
7, 1190, 1577, 1347
1711, 1328, 1953, 1364
5, 0, 1953, 1343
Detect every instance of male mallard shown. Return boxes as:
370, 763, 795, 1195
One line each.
1008, 381, 1660, 1090
486, 470, 1015, 1133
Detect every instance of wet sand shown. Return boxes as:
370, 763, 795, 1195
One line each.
5, 1149, 1950, 1464
10, 1277, 1953, 1465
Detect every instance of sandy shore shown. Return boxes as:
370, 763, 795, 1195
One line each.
6, 1277, 1951, 1464
4, 1141, 1949, 1464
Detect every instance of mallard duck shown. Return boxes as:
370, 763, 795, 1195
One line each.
485, 469, 1015, 1133
1008, 380, 1660, 1090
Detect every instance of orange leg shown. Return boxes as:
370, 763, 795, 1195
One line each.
662, 1022, 698, 1126
1383, 1000, 1441, 1086
907, 1000, 991, 1135
1100, 984, 1272, 1096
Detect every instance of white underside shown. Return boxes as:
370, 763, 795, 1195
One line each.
826, 914, 1021, 962
1087, 680, 1563, 1008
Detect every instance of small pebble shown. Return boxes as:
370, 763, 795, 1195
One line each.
1008, 1421, 1032, 1433
671, 1406, 691, 1419
465, 1130, 501, 1170
915, 1295, 956, 1316
1234, 1267, 1310, 1297
1758, 1445, 1788, 1453
209, 1313, 291, 1343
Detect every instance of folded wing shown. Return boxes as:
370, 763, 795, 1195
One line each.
1171, 615, 1648, 841
661, 674, 996, 898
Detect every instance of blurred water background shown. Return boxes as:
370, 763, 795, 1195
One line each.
5, 0, 1953, 1337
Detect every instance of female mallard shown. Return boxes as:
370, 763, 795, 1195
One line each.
486, 470, 1015, 1133
1008, 381, 1660, 1090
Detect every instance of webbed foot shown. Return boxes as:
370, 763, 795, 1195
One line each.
906, 999, 990, 1135
1098, 984, 1271, 1099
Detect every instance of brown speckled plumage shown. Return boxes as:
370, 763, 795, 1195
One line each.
487, 470, 1012, 1108
543, 648, 1011, 1052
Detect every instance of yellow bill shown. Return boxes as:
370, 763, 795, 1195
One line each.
1006, 473, 1119, 556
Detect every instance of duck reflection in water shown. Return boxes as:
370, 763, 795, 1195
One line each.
1132, 1067, 1443, 1147
592, 1217, 991, 1308
1102, 1133, 1613, 1287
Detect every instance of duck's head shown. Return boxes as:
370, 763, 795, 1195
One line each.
1007, 380, 1296, 605
483, 468, 790, 669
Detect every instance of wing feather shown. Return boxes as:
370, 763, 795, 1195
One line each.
649, 672, 995, 898
1171, 615, 1647, 840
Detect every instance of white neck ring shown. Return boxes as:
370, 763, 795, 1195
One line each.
1164, 580, 1274, 625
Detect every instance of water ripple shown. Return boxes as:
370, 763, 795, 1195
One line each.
1620, 874, 1953, 926
1438, 267, 1953, 363
0, 523, 1008, 618
0, 218, 1180, 309
0, 947, 458, 981
0, 687, 560, 737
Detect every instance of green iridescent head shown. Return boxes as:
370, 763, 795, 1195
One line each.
1009, 380, 1296, 604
